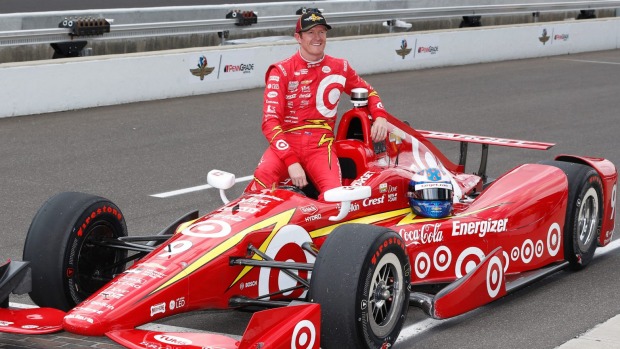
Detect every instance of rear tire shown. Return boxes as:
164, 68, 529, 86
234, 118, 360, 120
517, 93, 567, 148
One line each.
541, 161, 602, 269
309, 224, 410, 348
23, 192, 128, 310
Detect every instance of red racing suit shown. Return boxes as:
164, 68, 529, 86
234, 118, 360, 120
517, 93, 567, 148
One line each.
248, 51, 388, 196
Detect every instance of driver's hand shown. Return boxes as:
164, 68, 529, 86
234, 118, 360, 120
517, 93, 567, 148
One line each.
371, 117, 388, 142
288, 163, 308, 188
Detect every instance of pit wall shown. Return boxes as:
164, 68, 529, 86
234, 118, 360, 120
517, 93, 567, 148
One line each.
1, 17, 618, 118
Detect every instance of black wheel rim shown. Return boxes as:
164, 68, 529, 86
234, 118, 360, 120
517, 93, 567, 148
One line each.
73, 221, 126, 300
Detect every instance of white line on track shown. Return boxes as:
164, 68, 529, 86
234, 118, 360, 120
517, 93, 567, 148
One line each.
553, 58, 620, 65
150, 175, 253, 198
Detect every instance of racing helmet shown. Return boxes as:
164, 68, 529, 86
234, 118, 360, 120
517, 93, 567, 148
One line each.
408, 168, 453, 218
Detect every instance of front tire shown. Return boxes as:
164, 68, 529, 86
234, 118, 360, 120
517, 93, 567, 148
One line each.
309, 224, 410, 348
542, 161, 603, 269
23, 192, 128, 310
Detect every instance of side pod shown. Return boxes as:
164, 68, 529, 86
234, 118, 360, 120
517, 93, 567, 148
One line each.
106, 302, 321, 349
410, 248, 506, 319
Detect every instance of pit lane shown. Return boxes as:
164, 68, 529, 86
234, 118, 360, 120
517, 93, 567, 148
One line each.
1, 49, 619, 348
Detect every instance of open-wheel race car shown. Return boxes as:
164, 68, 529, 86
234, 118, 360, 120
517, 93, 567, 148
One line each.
0, 91, 617, 349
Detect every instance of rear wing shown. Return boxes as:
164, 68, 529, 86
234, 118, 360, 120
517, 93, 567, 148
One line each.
417, 130, 555, 181
417, 130, 555, 150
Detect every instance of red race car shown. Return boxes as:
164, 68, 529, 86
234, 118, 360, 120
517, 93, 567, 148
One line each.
0, 91, 617, 349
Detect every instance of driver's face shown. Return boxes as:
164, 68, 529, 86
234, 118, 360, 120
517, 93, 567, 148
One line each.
295, 26, 328, 61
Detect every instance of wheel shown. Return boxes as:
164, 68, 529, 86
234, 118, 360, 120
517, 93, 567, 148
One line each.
309, 224, 410, 348
23, 192, 128, 311
541, 161, 603, 269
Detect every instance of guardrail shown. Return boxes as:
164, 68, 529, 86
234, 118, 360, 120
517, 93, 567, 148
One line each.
1, 1, 619, 48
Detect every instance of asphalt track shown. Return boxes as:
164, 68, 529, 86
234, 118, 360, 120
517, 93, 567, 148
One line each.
0, 49, 619, 348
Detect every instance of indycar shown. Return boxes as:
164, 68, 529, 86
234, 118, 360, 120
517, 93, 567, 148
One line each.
0, 91, 617, 349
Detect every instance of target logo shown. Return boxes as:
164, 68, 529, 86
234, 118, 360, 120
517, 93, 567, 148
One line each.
521, 239, 534, 264
433, 246, 452, 272
158, 240, 192, 258
259, 225, 315, 299
535, 240, 544, 258
414, 252, 431, 278
455, 247, 485, 278
276, 140, 290, 150
547, 223, 561, 256
182, 220, 231, 238
510, 247, 520, 261
486, 256, 503, 298
291, 320, 316, 349
315, 75, 346, 118
502, 251, 510, 272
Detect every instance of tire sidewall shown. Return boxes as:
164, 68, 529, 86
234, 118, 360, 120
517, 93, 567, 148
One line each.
23, 192, 127, 310
358, 233, 411, 347
566, 170, 602, 268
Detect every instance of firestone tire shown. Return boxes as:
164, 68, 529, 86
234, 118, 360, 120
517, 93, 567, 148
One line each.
541, 161, 603, 270
23, 192, 128, 311
309, 224, 411, 349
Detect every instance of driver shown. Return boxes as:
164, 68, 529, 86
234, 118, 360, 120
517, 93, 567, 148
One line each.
247, 12, 390, 199
408, 168, 454, 218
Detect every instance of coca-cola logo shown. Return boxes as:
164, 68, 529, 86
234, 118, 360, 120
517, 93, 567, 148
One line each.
399, 223, 444, 245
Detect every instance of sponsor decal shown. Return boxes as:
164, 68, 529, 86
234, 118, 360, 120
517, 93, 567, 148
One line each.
223, 63, 254, 73
0, 321, 14, 327
286, 94, 297, 100
299, 93, 312, 98
321, 66, 331, 73
292, 320, 316, 349
276, 139, 290, 150
539, 28, 550, 45
267, 84, 279, 90
304, 213, 322, 222
158, 240, 193, 258
363, 195, 385, 207
300, 204, 318, 215
189, 55, 215, 80
168, 297, 186, 311
77, 206, 122, 237
352, 171, 375, 186
371, 237, 405, 265
182, 220, 232, 238
418, 46, 438, 54
452, 218, 508, 238
395, 39, 412, 59
379, 183, 388, 193
268, 75, 280, 82
150, 302, 166, 317
267, 91, 278, 98
288, 81, 299, 91
65, 314, 94, 324
554, 34, 569, 41
266, 105, 276, 113
154, 334, 192, 345
388, 193, 398, 202
399, 223, 444, 245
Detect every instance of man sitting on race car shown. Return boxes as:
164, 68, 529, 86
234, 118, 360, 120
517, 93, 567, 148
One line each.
247, 12, 390, 199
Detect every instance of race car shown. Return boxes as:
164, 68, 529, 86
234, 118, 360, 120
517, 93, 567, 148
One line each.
0, 90, 616, 349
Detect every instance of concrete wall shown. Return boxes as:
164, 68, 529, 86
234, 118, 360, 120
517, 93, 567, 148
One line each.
0, 17, 618, 118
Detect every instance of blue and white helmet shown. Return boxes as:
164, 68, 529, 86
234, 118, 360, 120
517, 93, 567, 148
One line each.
408, 168, 453, 218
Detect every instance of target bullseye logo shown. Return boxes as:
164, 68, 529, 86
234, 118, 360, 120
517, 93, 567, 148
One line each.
433, 246, 452, 272
547, 222, 561, 256
182, 220, 231, 238
535, 240, 544, 258
510, 247, 520, 261
486, 255, 503, 298
276, 140, 290, 151
455, 247, 485, 278
291, 320, 316, 349
521, 239, 534, 264
316, 75, 345, 118
414, 252, 431, 278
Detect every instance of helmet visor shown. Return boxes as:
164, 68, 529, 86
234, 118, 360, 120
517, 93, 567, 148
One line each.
410, 182, 453, 201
